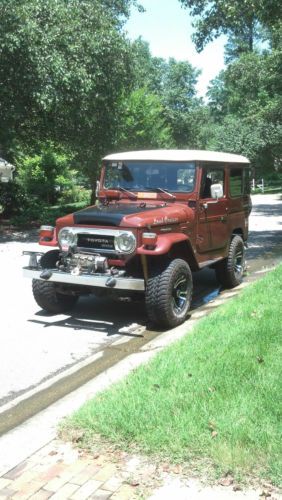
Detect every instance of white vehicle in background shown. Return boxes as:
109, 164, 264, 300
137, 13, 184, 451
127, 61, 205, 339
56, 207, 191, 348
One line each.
0, 158, 15, 183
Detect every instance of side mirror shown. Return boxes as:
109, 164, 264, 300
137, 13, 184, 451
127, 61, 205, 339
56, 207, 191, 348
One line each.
95, 180, 100, 198
211, 183, 223, 199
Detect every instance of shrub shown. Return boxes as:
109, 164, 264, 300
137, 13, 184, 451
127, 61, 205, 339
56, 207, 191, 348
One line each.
16, 143, 77, 205
58, 187, 91, 205
0, 181, 29, 216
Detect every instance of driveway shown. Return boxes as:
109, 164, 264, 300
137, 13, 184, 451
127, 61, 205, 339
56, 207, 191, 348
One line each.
0, 193, 281, 413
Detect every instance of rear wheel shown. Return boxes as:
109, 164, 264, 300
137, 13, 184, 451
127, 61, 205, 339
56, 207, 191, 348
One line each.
145, 259, 193, 328
215, 235, 245, 288
32, 279, 78, 314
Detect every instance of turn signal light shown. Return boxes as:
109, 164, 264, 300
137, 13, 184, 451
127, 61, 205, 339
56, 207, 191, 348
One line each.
142, 232, 157, 248
39, 225, 54, 241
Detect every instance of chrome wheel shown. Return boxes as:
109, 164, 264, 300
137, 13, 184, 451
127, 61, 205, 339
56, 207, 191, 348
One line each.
172, 275, 189, 314
215, 235, 245, 288
234, 247, 244, 279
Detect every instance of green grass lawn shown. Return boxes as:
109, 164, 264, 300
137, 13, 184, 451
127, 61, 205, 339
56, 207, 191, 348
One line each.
61, 265, 282, 486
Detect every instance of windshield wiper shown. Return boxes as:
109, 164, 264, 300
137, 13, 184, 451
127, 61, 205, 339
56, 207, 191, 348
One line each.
144, 187, 176, 200
108, 186, 138, 199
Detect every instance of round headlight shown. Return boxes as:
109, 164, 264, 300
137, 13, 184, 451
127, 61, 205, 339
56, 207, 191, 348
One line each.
114, 232, 136, 254
58, 228, 77, 251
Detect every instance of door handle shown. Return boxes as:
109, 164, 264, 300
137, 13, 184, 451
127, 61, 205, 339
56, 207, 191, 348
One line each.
201, 200, 219, 210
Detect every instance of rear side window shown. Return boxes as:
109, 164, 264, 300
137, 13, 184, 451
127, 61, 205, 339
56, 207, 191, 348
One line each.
230, 168, 243, 197
243, 168, 251, 194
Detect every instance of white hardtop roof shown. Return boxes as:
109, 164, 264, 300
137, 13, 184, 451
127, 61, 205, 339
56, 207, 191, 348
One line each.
103, 149, 249, 164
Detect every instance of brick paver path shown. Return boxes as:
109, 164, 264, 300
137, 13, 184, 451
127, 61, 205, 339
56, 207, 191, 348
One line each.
1, 439, 281, 499
0, 439, 160, 499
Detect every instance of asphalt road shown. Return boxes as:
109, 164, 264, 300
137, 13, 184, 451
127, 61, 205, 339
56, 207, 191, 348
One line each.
0, 193, 281, 414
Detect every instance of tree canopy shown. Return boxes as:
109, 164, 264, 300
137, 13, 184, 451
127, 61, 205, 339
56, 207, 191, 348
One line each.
0, 0, 134, 183
0, 0, 281, 215
179, 0, 282, 52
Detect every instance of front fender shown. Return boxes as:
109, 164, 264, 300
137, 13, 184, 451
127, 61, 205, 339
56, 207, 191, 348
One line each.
137, 233, 189, 256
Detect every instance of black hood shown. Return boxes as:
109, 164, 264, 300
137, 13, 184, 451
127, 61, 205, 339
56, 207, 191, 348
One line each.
73, 203, 164, 226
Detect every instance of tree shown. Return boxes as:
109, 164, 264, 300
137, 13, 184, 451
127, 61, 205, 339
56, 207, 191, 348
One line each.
129, 44, 206, 148
130, 38, 167, 94
207, 115, 281, 175
161, 58, 202, 147
207, 71, 229, 120
178, 0, 282, 175
179, 0, 282, 52
179, 0, 282, 68
116, 88, 174, 150
0, 0, 134, 194
101, 0, 144, 19
207, 49, 282, 173
212, 51, 282, 119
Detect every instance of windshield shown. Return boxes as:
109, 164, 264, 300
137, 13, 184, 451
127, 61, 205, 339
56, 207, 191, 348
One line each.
104, 161, 196, 193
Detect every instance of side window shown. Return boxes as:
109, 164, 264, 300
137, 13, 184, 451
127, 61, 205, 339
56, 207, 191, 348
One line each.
201, 168, 224, 199
230, 168, 243, 197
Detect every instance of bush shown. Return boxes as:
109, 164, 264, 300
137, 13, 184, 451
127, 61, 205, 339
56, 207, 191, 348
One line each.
0, 181, 29, 216
58, 187, 91, 205
16, 143, 77, 205
10, 201, 88, 227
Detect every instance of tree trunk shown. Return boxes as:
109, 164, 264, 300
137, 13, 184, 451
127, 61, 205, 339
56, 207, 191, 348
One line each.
248, 18, 254, 52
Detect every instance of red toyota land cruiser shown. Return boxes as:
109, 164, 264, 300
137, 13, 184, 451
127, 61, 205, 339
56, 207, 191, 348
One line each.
23, 150, 251, 328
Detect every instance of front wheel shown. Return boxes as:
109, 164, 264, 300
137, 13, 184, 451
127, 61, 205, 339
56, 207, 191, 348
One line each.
145, 259, 193, 329
215, 235, 245, 288
32, 279, 78, 314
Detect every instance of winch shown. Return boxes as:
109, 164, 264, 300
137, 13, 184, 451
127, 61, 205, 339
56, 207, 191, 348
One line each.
60, 253, 109, 275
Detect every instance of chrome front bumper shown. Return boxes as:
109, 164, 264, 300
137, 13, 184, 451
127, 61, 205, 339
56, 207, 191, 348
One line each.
23, 267, 145, 291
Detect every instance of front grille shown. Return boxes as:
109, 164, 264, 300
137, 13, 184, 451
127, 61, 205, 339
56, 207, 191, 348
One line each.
77, 234, 115, 253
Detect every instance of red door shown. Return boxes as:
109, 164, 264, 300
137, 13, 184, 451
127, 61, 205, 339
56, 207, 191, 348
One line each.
196, 166, 229, 253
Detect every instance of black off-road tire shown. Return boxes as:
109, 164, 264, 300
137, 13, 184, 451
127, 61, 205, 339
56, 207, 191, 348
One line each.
215, 235, 245, 288
32, 279, 78, 314
145, 259, 193, 329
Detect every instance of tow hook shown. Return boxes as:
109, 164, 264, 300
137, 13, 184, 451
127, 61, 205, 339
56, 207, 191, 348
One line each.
40, 269, 53, 280
105, 277, 117, 288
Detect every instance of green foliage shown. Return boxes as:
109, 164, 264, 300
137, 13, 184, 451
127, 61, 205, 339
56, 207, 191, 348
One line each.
130, 38, 167, 94
10, 201, 88, 227
177, 1, 282, 175
161, 58, 202, 147
207, 49, 282, 173
117, 88, 174, 150
0, 0, 281, 209
130, 46, 204, 148
223, 51, 282, 118
179, 0, 282, 52
0, 181, 29, 216
0, 0, 133, 186
58, 187, 91, 205
16, 143, 76, 204
207, 71, 228, 120
207, 116, 265, 164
